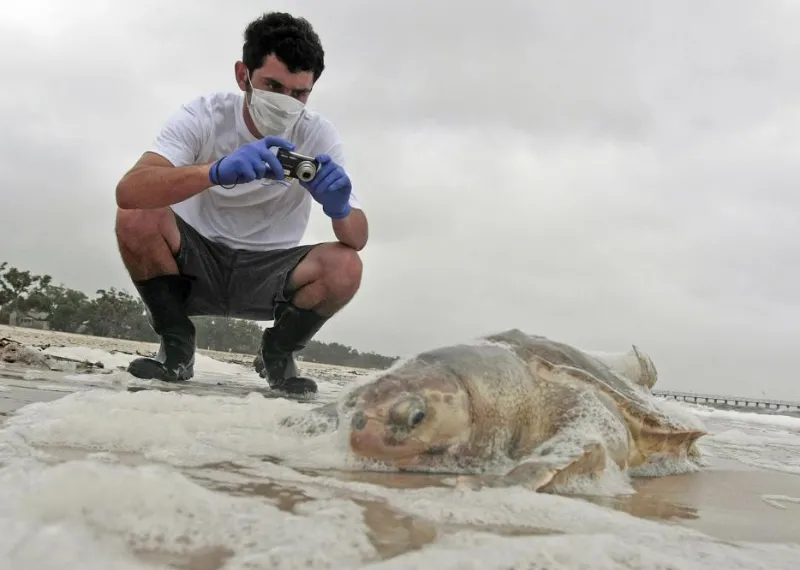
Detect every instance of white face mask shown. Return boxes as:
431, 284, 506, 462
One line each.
246, 72, 305, 137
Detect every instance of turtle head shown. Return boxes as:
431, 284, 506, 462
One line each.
346, 361, 472, 469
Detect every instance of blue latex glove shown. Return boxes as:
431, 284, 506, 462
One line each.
209, 136, 295, 187
300, 154, 352, 219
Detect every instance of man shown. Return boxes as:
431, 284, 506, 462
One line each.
114, 12, 367, 395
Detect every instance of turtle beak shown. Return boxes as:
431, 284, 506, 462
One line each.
350, 413, 386, 459
348, 412, 422, 468
349, 411, 383, 456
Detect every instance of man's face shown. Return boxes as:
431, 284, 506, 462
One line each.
235, 54, 315, 104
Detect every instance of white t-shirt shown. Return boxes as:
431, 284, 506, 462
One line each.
148, 91, 361, 251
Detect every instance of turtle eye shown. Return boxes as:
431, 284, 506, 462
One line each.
390, 398, 427, 430
408, 409, 425, 428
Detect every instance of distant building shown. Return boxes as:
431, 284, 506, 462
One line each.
8, 310, 50, 330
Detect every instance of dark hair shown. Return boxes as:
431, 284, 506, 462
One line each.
242, 12, 325, 81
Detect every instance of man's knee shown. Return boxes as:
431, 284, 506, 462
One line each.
321, 243, 363, 300
115, 207, 179, 255
295, 242, 362, 304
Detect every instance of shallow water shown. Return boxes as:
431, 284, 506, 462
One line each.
1, 342, 799, 569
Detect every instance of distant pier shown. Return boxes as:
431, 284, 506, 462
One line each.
653, 390, 800, 411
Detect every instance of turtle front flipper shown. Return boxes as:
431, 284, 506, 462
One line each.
453, 438, 611, 492
502, 440, 609, 491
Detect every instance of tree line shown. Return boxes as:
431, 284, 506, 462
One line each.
0, 261, 398, 370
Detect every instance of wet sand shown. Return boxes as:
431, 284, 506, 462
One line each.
1, 324, 799, 550
606, 459, 800, 543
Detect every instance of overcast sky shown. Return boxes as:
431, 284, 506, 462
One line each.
2, 0, 799, 399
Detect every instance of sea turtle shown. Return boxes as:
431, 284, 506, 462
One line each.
327, 329, 707, 492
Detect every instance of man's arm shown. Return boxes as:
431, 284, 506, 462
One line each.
116, 152, 214, 210
314, 127, 369, 251
117, 96, 214, 210
332, 207, 368, 251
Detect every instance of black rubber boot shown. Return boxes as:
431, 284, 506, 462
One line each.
256, 302, 328, 394
126, 274, 196, 382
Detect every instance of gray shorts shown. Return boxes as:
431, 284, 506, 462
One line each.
172, 210, 316, 321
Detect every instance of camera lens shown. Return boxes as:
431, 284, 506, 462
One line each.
296, 161, 316, 182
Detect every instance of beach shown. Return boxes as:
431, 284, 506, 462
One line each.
1, 323, 798, 569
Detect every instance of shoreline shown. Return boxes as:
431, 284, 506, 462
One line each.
0, 323, 366, 374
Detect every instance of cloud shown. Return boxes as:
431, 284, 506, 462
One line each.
2, 0, 800, 399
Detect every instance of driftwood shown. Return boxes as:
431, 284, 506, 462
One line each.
0, 337, 108, 373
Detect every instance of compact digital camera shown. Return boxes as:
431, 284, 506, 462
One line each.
275, 148, 319, 182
